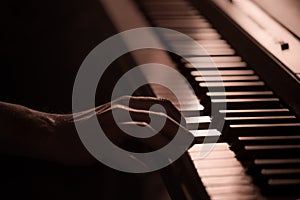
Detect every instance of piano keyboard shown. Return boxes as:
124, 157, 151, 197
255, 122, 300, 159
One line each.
134, 0, 300, 199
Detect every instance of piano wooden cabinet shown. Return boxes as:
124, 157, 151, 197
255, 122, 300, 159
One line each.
102, 0, 300, 199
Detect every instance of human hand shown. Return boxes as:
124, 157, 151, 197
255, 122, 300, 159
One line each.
51, 96, 193, 166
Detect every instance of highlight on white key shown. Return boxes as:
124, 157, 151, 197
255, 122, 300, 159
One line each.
72, 27, 226, 173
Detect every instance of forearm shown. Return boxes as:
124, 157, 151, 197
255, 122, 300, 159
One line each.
0, 102, 56, 158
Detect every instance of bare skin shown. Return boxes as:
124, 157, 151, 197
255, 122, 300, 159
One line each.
0, 96, 194, 166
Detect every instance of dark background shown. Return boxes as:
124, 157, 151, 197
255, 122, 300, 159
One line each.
0, 0, 167, 199
0, 0, 134, 113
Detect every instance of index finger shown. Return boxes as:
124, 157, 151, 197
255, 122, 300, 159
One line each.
117, 96, 186, 126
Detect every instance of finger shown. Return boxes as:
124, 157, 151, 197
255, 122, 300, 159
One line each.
121, 121, 195, 164
99, 105, 196, 146
72, 103, 111, 121
120, 121, 171, 150
106, 121, 152, 170
118, 106, 194, 143
118, 121, 187, 170
115, 96, 186, 126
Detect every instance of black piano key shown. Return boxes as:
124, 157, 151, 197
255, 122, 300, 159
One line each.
200, 95, 281, 115
262, 168, 300, 178
143, 3, 197, 11
211, 98, 282, 109
171, 27, 220, 36
238, 135, 300, 145
200, 81, 265, 88
146, 9, 199, 16
227, 123, 300, 136
145, 6, 197, 13
232, 135, 300, 157
261, 178, 300, 196
254, 158, 300, 166
195, 39, 231, 45
212, 98, 277, 103
208, 92, 275, 102
171, 42, 231, 50
245, 160, 300, 183
197, 82, 269, 94
224, 115, 297, 124
191, 70, 255, 76
176, 47, 239, 55
171, 48, 236, 56
197, 76, 260, 82
154, 19, 210, 25
150, 15, 205, 20
141, 0, 189, 2
194, 81, 270, 99
245, 159, 300, 178
176, 48, 236, 55
256, 169, 300, 193
141, 1, 191, 6
155, 20, 211, 29
224, 123, 300, 144
204, 85, 269, 95
254, 158, 300, 168
219, 108, 291, 117
186, 63, 248, 70
268, 178, 300, 186
207, 91, 273, 97
242, 144, 300, 159
182, 56, 242, 63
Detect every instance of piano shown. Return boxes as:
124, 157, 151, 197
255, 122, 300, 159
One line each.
1, 0, 299, 199
100, 0, 300, 199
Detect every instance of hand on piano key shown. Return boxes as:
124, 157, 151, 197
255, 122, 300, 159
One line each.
0, 96, 196, 167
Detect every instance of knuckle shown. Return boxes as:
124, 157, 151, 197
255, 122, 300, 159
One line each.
122, 95, 132, 100
111, 103, 128, 112
118, 95, 131, 105
136, 121, 149, 127
115, 95, 131, 105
